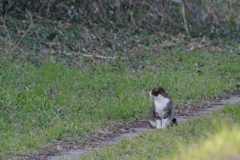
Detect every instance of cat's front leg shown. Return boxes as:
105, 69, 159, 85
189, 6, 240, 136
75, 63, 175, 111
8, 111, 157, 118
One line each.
162, 118, 168, 128
149, 120, 157, 128
156, 119, 162, 128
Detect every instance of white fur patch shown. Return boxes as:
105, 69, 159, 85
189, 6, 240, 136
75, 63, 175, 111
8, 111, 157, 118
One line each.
162, 118, 168, 128
152, 94, 170, 119
156, 119, 162, 128
149, 120, 157, 128
156, 119, 168, 128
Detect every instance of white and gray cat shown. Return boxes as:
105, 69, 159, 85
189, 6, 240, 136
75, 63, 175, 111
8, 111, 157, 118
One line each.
147, 84, 177, 128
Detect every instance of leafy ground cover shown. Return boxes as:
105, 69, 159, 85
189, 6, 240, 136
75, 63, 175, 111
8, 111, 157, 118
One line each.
1, 0, 239, 63
80, 104, 240, 160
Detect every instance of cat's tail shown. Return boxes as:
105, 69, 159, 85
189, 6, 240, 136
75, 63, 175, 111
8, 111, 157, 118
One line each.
170, 118, 178, 126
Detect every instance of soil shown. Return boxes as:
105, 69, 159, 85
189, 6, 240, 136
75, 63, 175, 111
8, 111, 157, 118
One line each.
18, 89, 240, 160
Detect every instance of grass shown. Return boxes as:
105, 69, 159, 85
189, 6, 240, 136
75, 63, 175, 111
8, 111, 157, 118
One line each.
79, 104, 240, 160
170, 124, 240, 160
0, 44, 240, 159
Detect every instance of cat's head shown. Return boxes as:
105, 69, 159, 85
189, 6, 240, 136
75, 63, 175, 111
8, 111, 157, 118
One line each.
149, 84, 168, 98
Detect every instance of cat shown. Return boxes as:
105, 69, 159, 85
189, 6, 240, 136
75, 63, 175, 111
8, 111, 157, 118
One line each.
147, 84, 177, 128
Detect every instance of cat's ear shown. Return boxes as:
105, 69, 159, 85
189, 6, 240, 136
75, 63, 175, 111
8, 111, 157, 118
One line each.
154, 84, 160, 91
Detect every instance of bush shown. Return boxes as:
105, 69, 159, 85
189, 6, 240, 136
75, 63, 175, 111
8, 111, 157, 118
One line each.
1, 0, 240, 36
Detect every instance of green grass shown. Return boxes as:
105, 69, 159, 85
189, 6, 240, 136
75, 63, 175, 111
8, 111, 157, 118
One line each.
170, 125, 240, 160
79, 104, 240, 160
0, 45, 240, 158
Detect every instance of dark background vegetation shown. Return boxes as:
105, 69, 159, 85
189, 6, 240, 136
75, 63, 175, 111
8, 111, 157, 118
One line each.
0, 0, 240, 65
2, 0, 240, 34
1, 0, 240, 49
